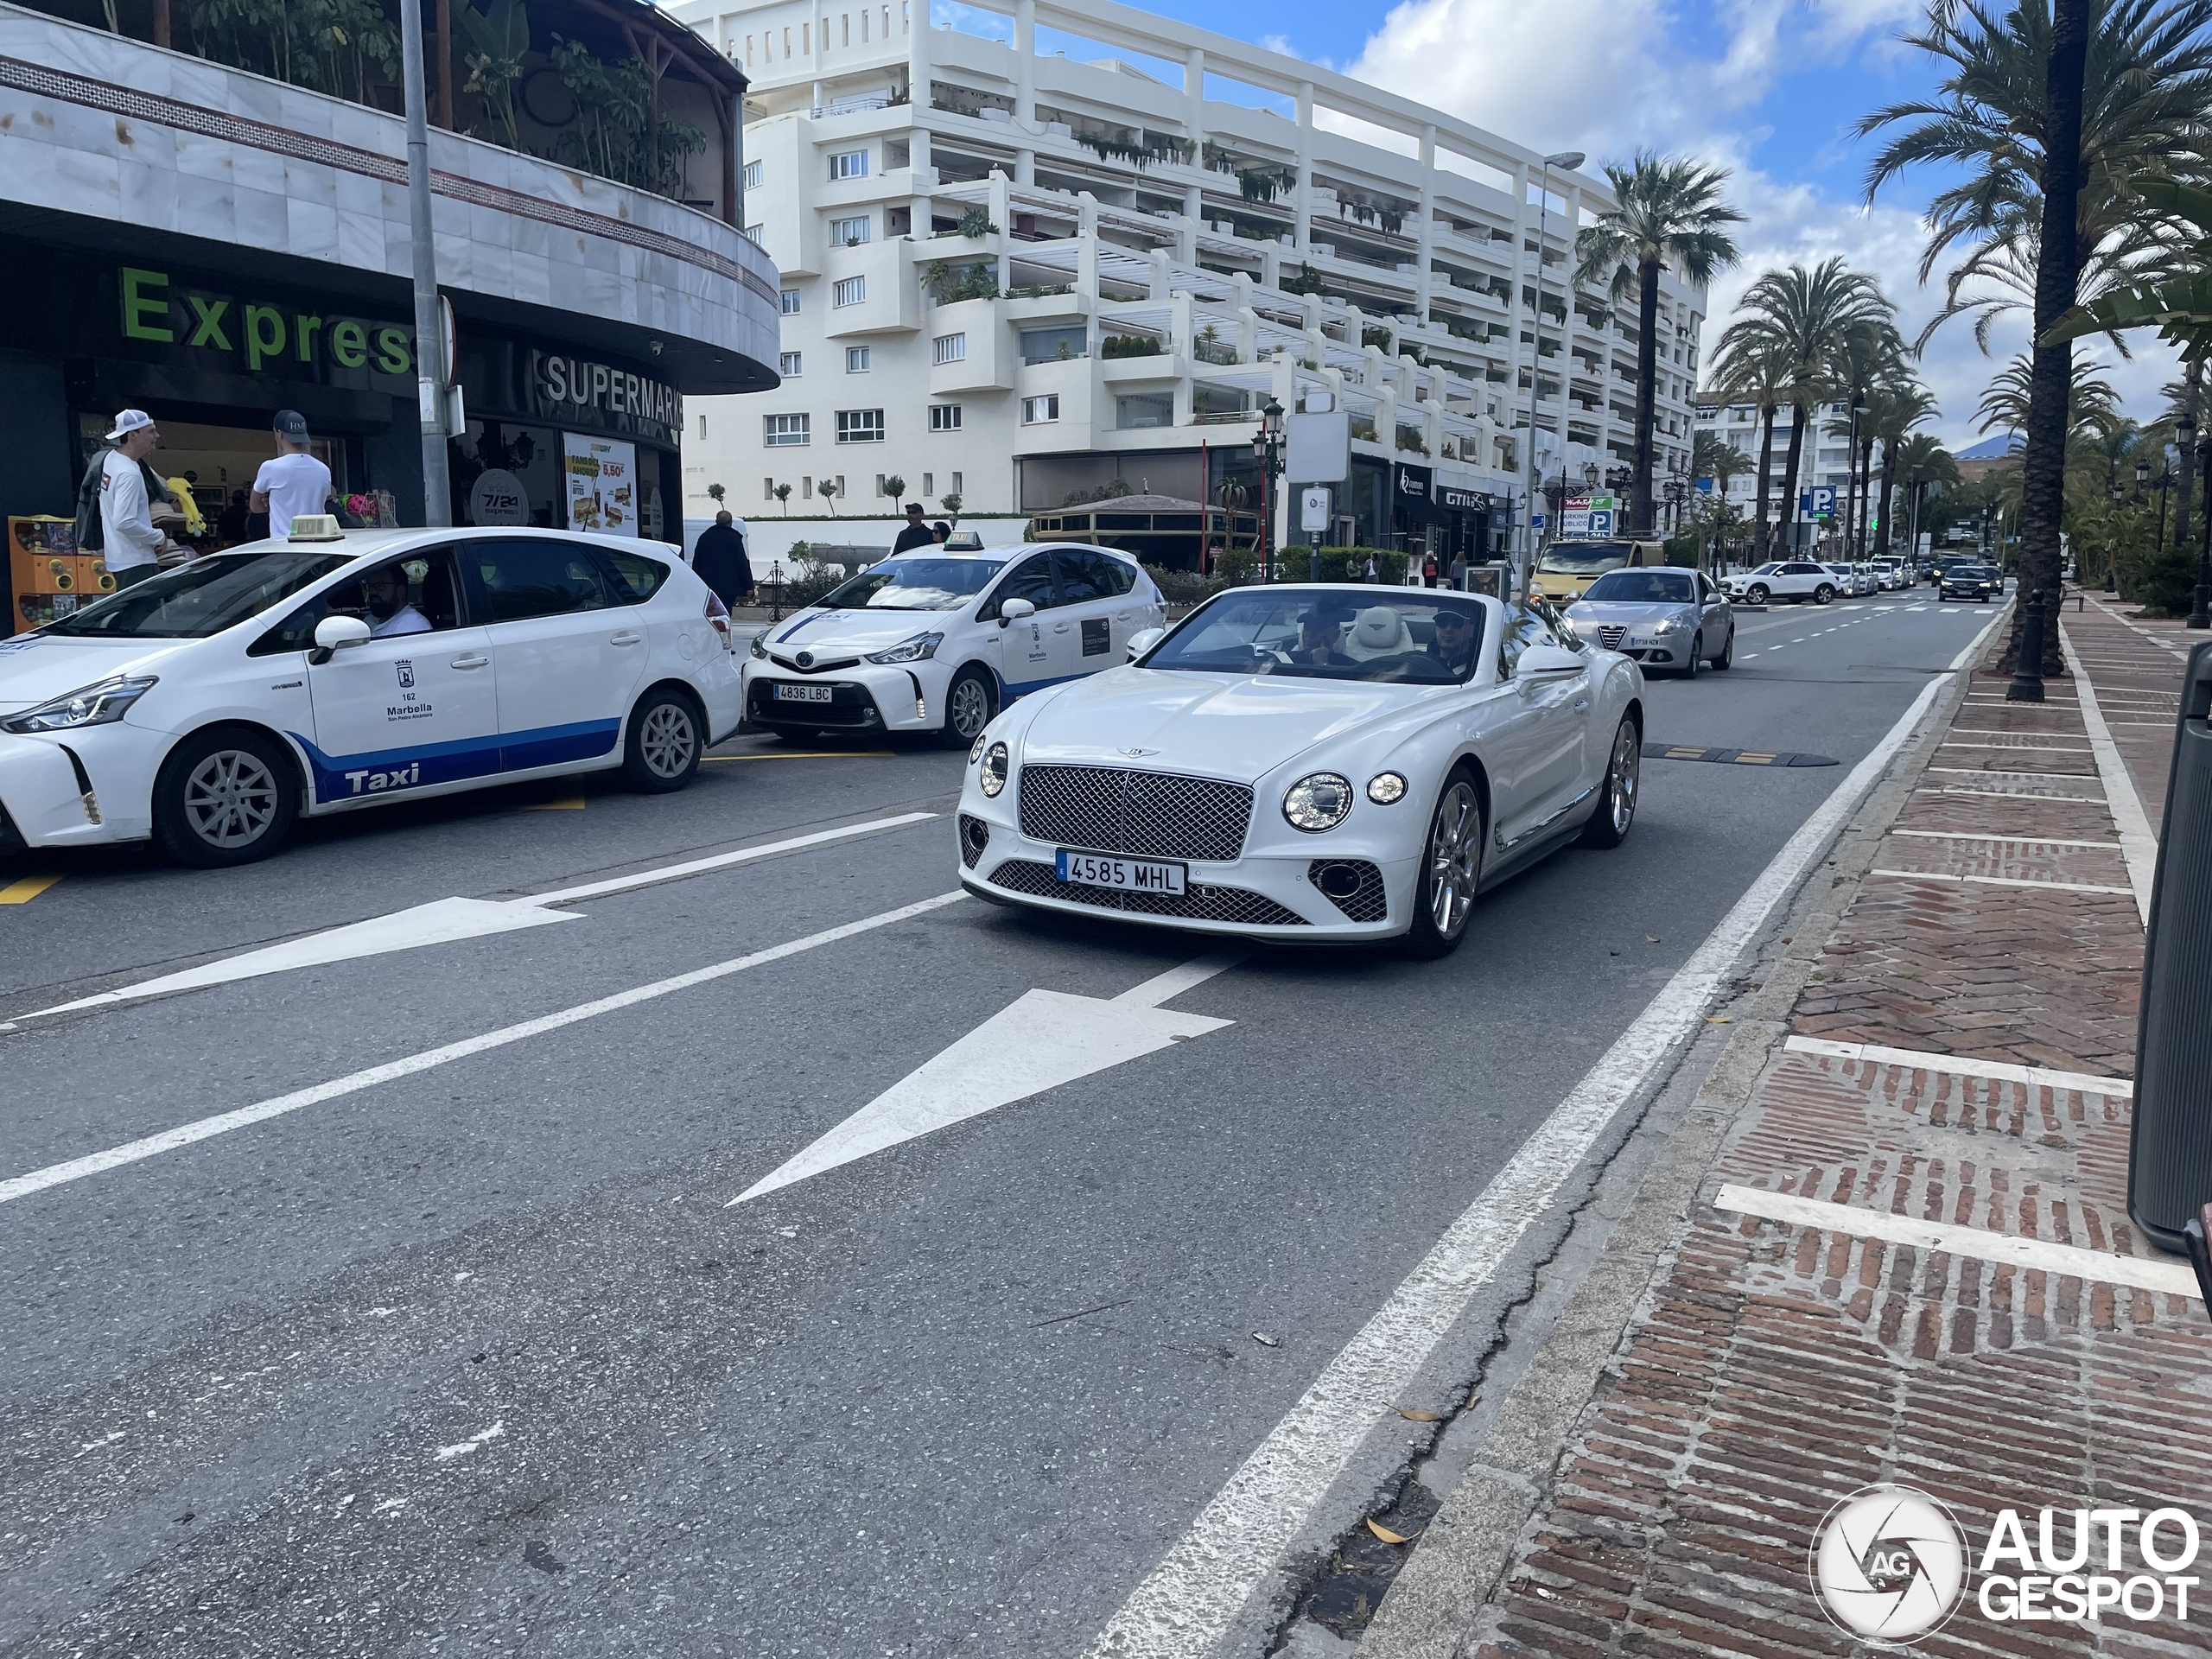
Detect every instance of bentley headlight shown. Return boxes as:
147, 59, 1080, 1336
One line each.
866, 631, 944, 664
748, 633, 768, 660
1282, 772, 1354, 832
969, 730, 988, 764
980, 741, 1009, 797
1367, 772, 1408, 805
1, 674, 158, 734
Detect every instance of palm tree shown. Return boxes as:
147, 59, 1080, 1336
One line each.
1893, 433, 1962, 563
1828, 323, 1909, 558
1707, 335, 1793, 560
1865, 380, 1940, 559
1573, 151, 1745, 538
1709, 259, 1898, 559
1974, 352, 2123, 442
1858, 0, 2212, 668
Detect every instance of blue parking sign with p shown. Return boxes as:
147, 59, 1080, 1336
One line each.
1800, 486, 1837, 518
1587, 508, 1614, 536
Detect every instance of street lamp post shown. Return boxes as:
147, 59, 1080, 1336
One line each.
397, 0, 451, 525
1251, 396, 1285, 584
2193, 431, 2212, 627
1517, 149, 1584, 611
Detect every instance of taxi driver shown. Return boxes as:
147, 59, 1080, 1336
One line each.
365, 565, 430, 638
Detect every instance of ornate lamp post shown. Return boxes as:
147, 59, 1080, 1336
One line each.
1251, 397, 1286, 583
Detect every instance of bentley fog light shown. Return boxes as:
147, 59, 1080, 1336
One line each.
1282, 772, 1354, 832
980, 741, 1009, 797
1366, 772, 1408, 805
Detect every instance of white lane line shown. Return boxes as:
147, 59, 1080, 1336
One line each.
1891, 830, 2120, 849
0, 893, 967, 1206
1713, 1185, 2194, 1300
1783, 1033, 2132, 1096
1916, 786, 2107, 804
729, 953, 1243, 1205
1081, 606, 2010, 1659
1939, 741, 2094, 753
2062, 623, 2158, 926
1870, 867, 2136, 896
9, 813, 942, 1026
1926, 766, 2099, 782
528, 812, 938, 906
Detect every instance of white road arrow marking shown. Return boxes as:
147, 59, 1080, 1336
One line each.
730, 951, 1243, 1205
7, 813, 938, 1026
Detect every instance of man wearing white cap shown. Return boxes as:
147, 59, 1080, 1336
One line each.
95, 410, 169, 588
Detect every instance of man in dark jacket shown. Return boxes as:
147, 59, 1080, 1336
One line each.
692, 511, 754, 605
892, 502, 935, 554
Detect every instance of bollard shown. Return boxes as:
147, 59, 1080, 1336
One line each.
2189, 1208, 2212, 1311
2130, 641, 2212, 1250
2006, 587, 2046, 702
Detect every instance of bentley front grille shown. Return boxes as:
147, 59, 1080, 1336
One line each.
987, 859, 1306, 926
1017, 765, 1253, 862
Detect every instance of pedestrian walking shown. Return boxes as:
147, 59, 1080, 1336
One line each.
892, 502, 935, 554
1364, 553, 1378, 583
250, 410, 334, 539
691, 509, 755, 607
1421, 553, 1440, 588
75, 410, 174, 588
1448, 552, 1469, 589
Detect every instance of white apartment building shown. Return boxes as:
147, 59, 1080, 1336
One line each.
670, 0, 1707, 562
1694, 397, 1888, 550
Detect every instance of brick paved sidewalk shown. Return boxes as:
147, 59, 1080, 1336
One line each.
1363, 613, 2210, 1657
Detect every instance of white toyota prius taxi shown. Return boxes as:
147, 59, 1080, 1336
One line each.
0, 521, 742, 867
957, 587, 1643, 957
744, 544, 1166, 745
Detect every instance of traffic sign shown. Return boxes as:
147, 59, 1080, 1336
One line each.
1587, 508, 1615, 536
1300, 487, 1331, 534
1800, 486, 1837, 519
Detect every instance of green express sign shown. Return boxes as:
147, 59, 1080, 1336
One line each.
118, 267, 415, 385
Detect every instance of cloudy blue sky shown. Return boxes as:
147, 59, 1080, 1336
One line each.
981, 0, 2179, 448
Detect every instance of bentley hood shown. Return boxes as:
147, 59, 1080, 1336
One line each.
1014, 667, 1443, 785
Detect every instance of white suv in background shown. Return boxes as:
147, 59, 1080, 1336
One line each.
1722, 561, 1840, 606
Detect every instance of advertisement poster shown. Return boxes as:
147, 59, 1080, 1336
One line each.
562, 433, 638, 536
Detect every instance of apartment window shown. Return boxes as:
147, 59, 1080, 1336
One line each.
1022, 394, 1059, 425
744, 33, 753, 62
829, 149, 869, 181
833, 276, 867, 307
763, 476, 775, 499
846, 346, 871, 372
697, 414, 707, 438
782, 25, 791, 54
922, 472, 933, 494
803, 475, 812, 497
801, 22, 810, 52
764, 413, 810, 447
829, 214, 872, 245
860, 6, 868, 38
933, 333, 967, 365
929, 404, 963, 431
743, 159, 762, 191
779, 351, 803, 377
1117, 392, 1173, 430
950, 470, 961, 493
780, 289, 802, 315
836, 409, 886, 443
841, 12, 849, 44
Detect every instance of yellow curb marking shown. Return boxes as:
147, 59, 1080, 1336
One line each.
0, 874, 63, 905
704, 751, 896, 762
524, 798, 588, 810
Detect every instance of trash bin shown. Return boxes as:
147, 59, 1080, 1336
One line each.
2131, 640, 2212, 1251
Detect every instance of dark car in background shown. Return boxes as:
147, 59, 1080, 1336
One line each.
1938, 563, 2005, 602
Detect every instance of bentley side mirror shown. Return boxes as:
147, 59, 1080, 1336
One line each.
1126, 626, 1166, 662
999, 596, 1036, 629
308, 613, 372, 665
1518, 644, 1583, 677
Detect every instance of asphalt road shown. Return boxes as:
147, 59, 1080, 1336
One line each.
0, 588, 1993, 1658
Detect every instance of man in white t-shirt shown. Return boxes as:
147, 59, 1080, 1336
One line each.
95, 410, 171, 586
250, 410, 333, 538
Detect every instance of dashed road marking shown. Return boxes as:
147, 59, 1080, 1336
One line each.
0, 874, 62, 905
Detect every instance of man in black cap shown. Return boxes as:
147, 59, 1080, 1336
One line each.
892, 501, 935, 554
692, 510, 754, 607
250, 410, 333, 538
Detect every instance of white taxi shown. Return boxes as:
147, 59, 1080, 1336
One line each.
0, 521, 742, 867
743, 543, 1166, 746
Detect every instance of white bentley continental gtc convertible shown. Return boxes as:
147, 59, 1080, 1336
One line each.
955, 586, 1644, 957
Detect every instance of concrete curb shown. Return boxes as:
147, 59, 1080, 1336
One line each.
1349, 620, 1995, 1659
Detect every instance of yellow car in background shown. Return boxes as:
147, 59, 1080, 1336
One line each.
1528, 538, 1668, 603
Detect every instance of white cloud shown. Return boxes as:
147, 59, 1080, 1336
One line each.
1338, 0, 2178, 447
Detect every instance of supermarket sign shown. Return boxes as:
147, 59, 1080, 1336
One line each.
118, 266, 415, 379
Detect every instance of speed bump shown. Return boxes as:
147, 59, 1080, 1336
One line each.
1642, 743, 1838, 768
